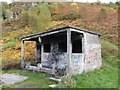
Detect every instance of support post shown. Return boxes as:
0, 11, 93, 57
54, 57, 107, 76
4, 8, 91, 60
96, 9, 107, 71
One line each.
21, 40, 25, 68
36, 41, 41, 63
41, 43, 44, 64
67, 30, 72, 75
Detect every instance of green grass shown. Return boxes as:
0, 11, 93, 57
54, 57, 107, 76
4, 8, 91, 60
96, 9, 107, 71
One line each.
2, 69, 56, 88
73, 64, 118, 88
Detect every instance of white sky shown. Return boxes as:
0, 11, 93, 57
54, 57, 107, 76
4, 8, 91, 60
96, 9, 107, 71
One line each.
0, 0, 118, 3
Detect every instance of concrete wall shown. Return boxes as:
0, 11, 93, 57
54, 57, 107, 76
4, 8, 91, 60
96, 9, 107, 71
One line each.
84, 32, 102, 72
42, 52, 67, 68
41, 29, 102, 75
71, 53, 84, 74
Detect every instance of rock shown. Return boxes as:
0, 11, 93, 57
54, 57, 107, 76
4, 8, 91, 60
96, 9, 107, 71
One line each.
1, 73, 28, 85
37, 63, 42, 69
49, 84, 57, 88
26, 66, 39, 71
0, 80, 4, 85
49, 77, 61, 83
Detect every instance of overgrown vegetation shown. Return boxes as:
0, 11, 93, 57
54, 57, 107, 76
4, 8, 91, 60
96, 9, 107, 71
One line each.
1, 2, 118, 88
22, 3, 52, 31
97, 8, 108, 21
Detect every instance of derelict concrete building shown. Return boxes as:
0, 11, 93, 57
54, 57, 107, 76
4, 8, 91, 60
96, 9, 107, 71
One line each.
20, 25, 102, 76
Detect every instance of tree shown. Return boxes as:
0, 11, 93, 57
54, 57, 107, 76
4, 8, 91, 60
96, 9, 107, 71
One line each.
1, 2, 10, 20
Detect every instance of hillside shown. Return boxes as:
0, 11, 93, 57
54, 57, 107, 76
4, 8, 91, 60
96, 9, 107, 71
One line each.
1, 2, 119, 88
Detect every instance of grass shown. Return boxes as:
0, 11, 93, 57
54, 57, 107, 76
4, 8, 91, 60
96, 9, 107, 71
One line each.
2, 69, 56, 88
73, 63, 118, 88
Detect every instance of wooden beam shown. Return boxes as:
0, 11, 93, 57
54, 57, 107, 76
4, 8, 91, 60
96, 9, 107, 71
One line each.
67, 29, 72, 75
21, 40, 25, 68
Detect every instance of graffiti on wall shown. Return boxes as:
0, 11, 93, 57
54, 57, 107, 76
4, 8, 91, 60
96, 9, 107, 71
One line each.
71, 54, 84, 73
42, 53, 67, 67
85, 44, 101, 63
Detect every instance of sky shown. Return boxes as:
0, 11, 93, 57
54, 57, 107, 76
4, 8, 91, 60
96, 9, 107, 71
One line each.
0, 0, 118, 4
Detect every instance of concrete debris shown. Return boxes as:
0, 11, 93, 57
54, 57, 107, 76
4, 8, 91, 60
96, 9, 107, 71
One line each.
49, 84, 57, 88
49, 77, 61, 83
1, 73, 28, 85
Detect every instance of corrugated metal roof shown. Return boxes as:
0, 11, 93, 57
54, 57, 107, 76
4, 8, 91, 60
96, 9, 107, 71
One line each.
20, 25, 101, 40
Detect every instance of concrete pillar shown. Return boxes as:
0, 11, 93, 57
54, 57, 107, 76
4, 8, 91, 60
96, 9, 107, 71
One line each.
36, 41, 41, 63
21, 40, 25, 68
67, 30, 72, 75
41, 43, 44, 64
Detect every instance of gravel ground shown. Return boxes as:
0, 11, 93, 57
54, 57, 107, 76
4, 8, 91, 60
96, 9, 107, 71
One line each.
1, 73, 28, 85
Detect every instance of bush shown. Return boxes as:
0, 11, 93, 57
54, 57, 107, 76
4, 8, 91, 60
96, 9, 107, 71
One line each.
21, 11, 29, 26
101, 39, 118, 67
61, 75, 76, 88
97, 8, 108, 21
105, 2, 119, 10
21, 3, 52, 31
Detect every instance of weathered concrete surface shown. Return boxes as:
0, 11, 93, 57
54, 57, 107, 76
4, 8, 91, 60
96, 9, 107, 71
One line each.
49, 84, 57, 88
84, 32, 102, 72
71, 54, 84, 75
49, 77, 61, 83
1, 73, 28, 85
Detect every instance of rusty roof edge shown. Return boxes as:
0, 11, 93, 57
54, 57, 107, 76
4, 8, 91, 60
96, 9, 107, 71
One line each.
20, 25, 102, 40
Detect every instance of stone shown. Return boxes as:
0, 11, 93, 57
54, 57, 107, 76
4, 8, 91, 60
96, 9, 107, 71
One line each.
49, 84, 57, 88
49, 77, 61, 83
1, 73, 28, 85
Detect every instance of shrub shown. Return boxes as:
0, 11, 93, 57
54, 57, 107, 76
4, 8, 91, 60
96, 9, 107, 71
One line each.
97, 8, 108, 21
96, 0, 101, 5
21, 3, 52, 31
101, 39, 118, 67
61, 75, 76, 88
105, 2, 119, 10
21, 11, 29, 26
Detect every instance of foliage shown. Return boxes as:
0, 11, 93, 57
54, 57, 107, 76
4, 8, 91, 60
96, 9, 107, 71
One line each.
27, 3, 52, 31
105, 2, 119, 10
96, 0, 101, 5
97, 8, 108, 21
61, 75, 76, 88
101, 39, 118, 67
21, 11, 29, 26
51, 3, 87, 21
